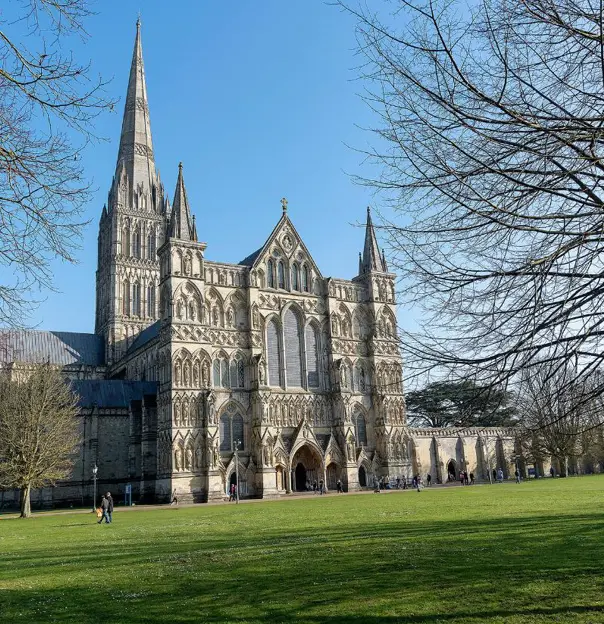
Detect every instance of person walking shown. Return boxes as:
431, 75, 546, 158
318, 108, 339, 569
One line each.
319, 479, 325, 495
416, 475, 422, 492
459, 471, 464, 486
469, 472, 475, 485
550, 466, 555, 478
497, 468, 504, 483
336, 479, 342, 493
171, 489, 178, 505
97, 494, 110, 524
396, 476, 401, 489
426, 473, 432, 487
402, 475, 407, 490
515, 469, 521, 483
106, 492, 114, 523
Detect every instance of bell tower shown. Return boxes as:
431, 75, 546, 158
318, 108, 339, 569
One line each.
95, 19, 169, 364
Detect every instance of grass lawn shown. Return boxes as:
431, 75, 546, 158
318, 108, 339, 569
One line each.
1, 477, 604, 623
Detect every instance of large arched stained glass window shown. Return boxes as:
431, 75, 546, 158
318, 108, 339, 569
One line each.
302, 264, 310, 292
219, 414, 231, 451
147, 284, 155, 317
305, 323, 320, 388
267, 319, 282, 387
355, 412, 367, 447
292, 264, 300, 291
221, 360, 229, 388
213, 360, 220, 387
232, 414, 244, 451
284, 309, 302, 387
122, 280, 130, 315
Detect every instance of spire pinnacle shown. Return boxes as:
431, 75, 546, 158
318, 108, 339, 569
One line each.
361, 206, 387, 274
115, 19, 155, 191
168, 163, 195, 241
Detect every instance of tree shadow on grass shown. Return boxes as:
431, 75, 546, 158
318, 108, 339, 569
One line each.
1, 511, 603, 623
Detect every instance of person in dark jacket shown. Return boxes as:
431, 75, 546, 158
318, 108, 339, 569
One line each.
106, 492, 114, 523
98, 495, 109, 524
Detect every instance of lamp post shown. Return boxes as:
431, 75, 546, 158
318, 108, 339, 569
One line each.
234, 440, 240, 504
92, 464, 98, 512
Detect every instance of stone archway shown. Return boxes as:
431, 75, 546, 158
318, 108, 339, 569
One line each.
326, 463, 338, 490
295, 463, 307, 491
447, 459, 457, 481
358, 465, 367, 487
291, 444, 323, 492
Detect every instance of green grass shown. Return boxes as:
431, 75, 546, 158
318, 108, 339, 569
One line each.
1, 478, 604, 623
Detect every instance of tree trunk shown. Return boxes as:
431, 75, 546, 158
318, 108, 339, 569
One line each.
20, 484, 31, 518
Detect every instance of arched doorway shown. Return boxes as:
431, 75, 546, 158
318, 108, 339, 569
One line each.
291, 444, 322, 491
295, 463, 307, 491
447, 459, 457, 482
359, 465, 367, 487
326, 463, 338, 490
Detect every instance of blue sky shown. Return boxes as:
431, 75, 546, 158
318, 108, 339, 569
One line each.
25, 1, 395, 333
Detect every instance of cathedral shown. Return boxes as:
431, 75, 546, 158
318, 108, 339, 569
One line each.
0, 22, 516, 508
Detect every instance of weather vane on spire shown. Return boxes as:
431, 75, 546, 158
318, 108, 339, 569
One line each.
281, 197, 288, 213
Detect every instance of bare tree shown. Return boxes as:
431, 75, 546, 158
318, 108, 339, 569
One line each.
0, 362, 81, 517
0, 1, 112, 327
340, 0, 604, 402
516, 362, 601, 475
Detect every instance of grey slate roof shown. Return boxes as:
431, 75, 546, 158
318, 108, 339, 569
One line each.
71, 380, 158, 408
0, 330, 105, 366
239, 247, 262, 267
128, 321, 160, 354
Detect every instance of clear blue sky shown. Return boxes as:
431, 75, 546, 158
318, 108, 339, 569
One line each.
31, 1, 396, 333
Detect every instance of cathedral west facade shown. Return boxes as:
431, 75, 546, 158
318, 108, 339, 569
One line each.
0, 23, 516, 508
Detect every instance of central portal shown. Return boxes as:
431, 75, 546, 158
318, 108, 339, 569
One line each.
291, 444, 322, 491
295, 463, 307, 491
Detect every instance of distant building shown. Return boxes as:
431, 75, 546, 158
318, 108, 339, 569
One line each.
0, 22, 515, 508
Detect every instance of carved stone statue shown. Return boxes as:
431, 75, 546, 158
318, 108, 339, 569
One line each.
175, 446, 182, 471
185, 447, 193, 471
211, 438, 219, 468
227, 307, 234, 327
195, 445, 203, 470
206, 392, 216, 425
252, 307, 259, 329
346, 438, 355, 462
184, 256, 192, 276
202, 361, 210, 387
258, 359, 266, 385
193, 362, 200, 386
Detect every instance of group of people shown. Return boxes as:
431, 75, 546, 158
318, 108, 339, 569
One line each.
305, 479, 326, 495
456, 471, 475, 485
228, 483, 238, 502
97, 492, 114, 524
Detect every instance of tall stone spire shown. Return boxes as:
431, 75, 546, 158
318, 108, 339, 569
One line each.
361, 207, 386, 273
116, 18, 156, 192
168, 163, 195, 240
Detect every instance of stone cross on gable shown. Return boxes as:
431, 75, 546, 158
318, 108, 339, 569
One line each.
281, 197, 288, 213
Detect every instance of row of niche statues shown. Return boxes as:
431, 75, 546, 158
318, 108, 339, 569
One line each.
174, 299, 244, 329
173, 443, 204, 472
266, 402, 332, 428
173, 401, 203, 428
173, 359, 211, 388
